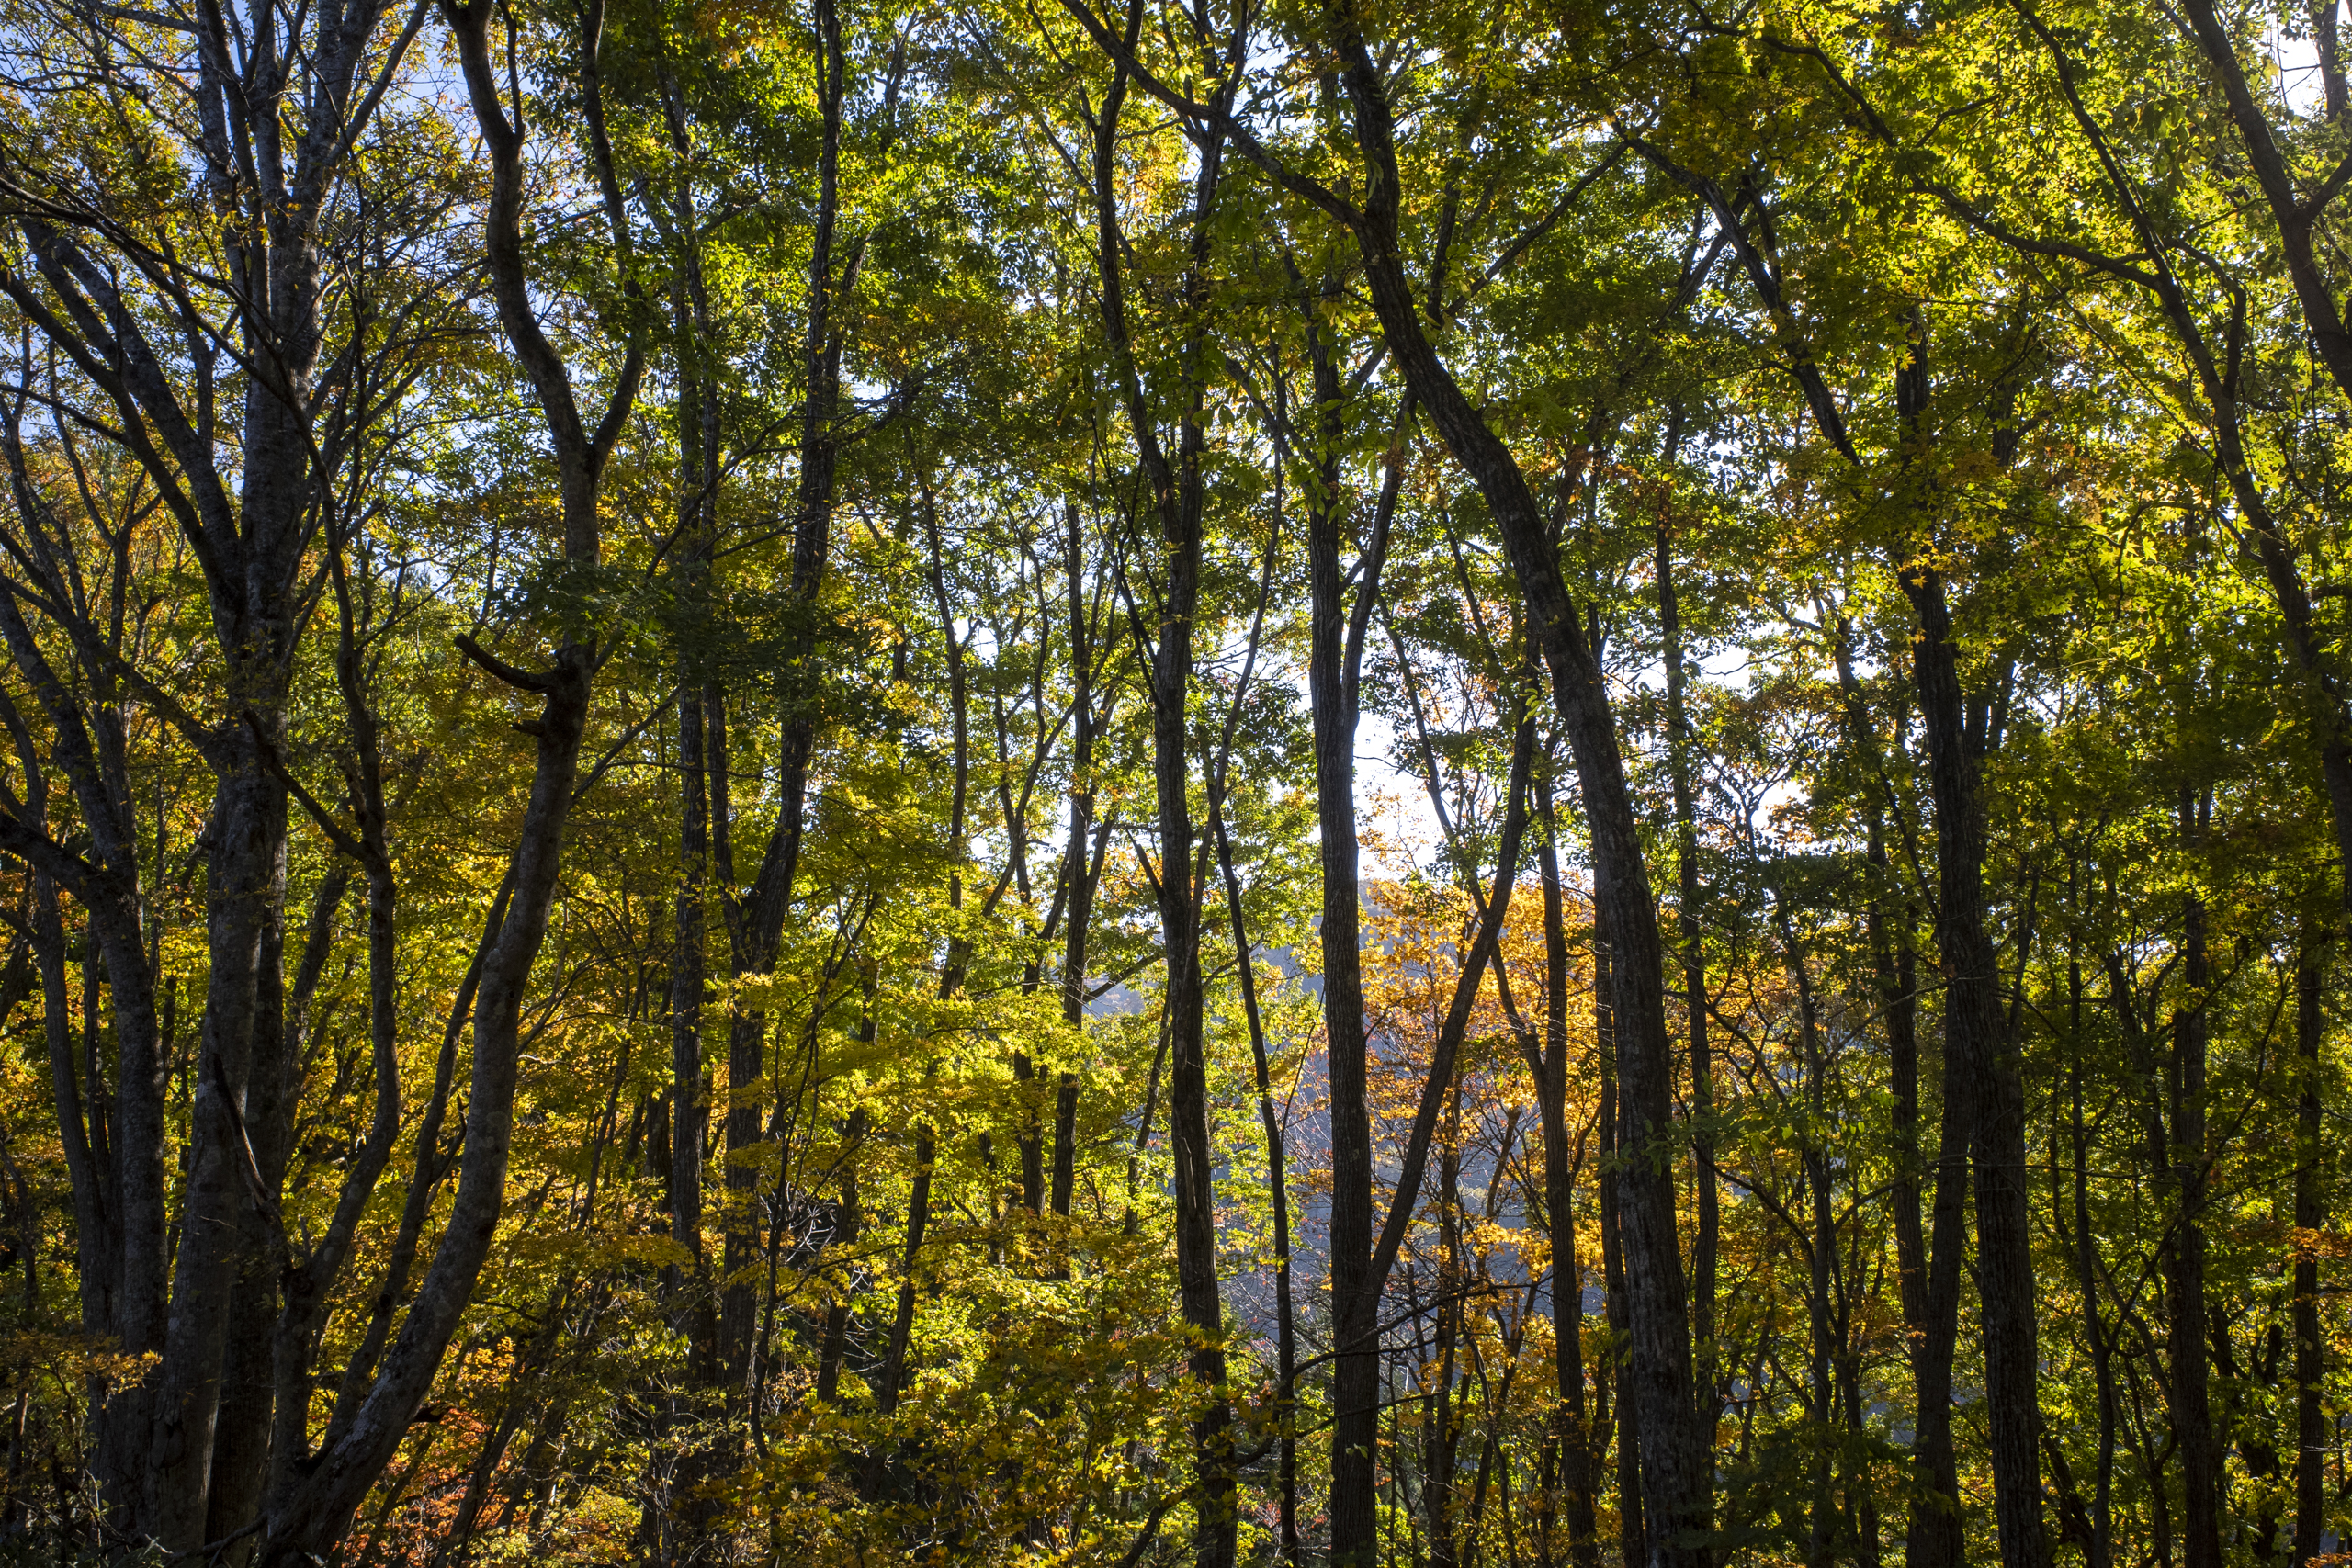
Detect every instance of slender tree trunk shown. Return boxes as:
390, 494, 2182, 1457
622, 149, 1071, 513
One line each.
1051, 507, 1099, 1224
94, 879, 164, 1532
1154, 512, 1229, 1568
0, 682, 152, 1522
714, 0, 885, 1400
1595, 882, 1643, 1568
664, 675, 718, 1556
1657, 511, 1715, 1416
815, 1103, 867, 1406
1214, 818, 1296, 1562
1783, 912, 1835, 1568
875, 1120, 934, 1427
1841, 1348, 1881, 1568
1876, 827, 1925, 1326
861, 451, 979, 1489
2174, 789, 2221, 1568
1297, 309, 1401, 1568
1427, 1089, 1464, 1568
2064, 953, 2118, 1568
1534, 768, 1600, 1568
1900, 558, 2046, 1568
1087, 14, 1235, 1554
2296, 929, 2329, 1568
1311, 421, 1379, 1568
28, 870, 107, 1334
1879, 340, 1975, 1568
266, 652, 593, 1562
654, 73, 741, 1396
1837, 631, 1926, 1370
266, 808, 399, 1537
673, 685, 709, 1315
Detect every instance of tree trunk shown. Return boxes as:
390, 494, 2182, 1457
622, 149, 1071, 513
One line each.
1051, 506, 1100, 1224
1595, 880, 1644, 1568
2173, 788, 2221, 1568
148, 752, 287, 1549
1899, 558, 2047, 1568
1284, 292, 1409, 1567
1088, 12, 1235, 1554
1304, 320, 1388, 1568
673, 684, 709, 1315
1214, 817, 1297, 1562
1426, 1087, 1464, 1568
1313, 22, 1710, 1554
1657, 513, 1716, 1417
1534, 768, 1600, 1568
717, 0, 862, 1399
0, 644, 162, 1526
254, 0, 637, 1544
0, 0, 427, 1519
2064, 953, 2118, 1568
1782, 911, 1835, 1568
2296, 929, 2329, 1568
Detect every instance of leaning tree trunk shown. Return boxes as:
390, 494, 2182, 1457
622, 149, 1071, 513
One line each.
1313, 23, 1711, 1555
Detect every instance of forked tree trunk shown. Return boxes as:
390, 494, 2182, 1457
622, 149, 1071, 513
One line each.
1087, 10, 1237, 1554
254, 0, 640, 1549
1308, 19, 1710, 1555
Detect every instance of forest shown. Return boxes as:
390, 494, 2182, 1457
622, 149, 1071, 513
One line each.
0, 0, 2345, 1560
